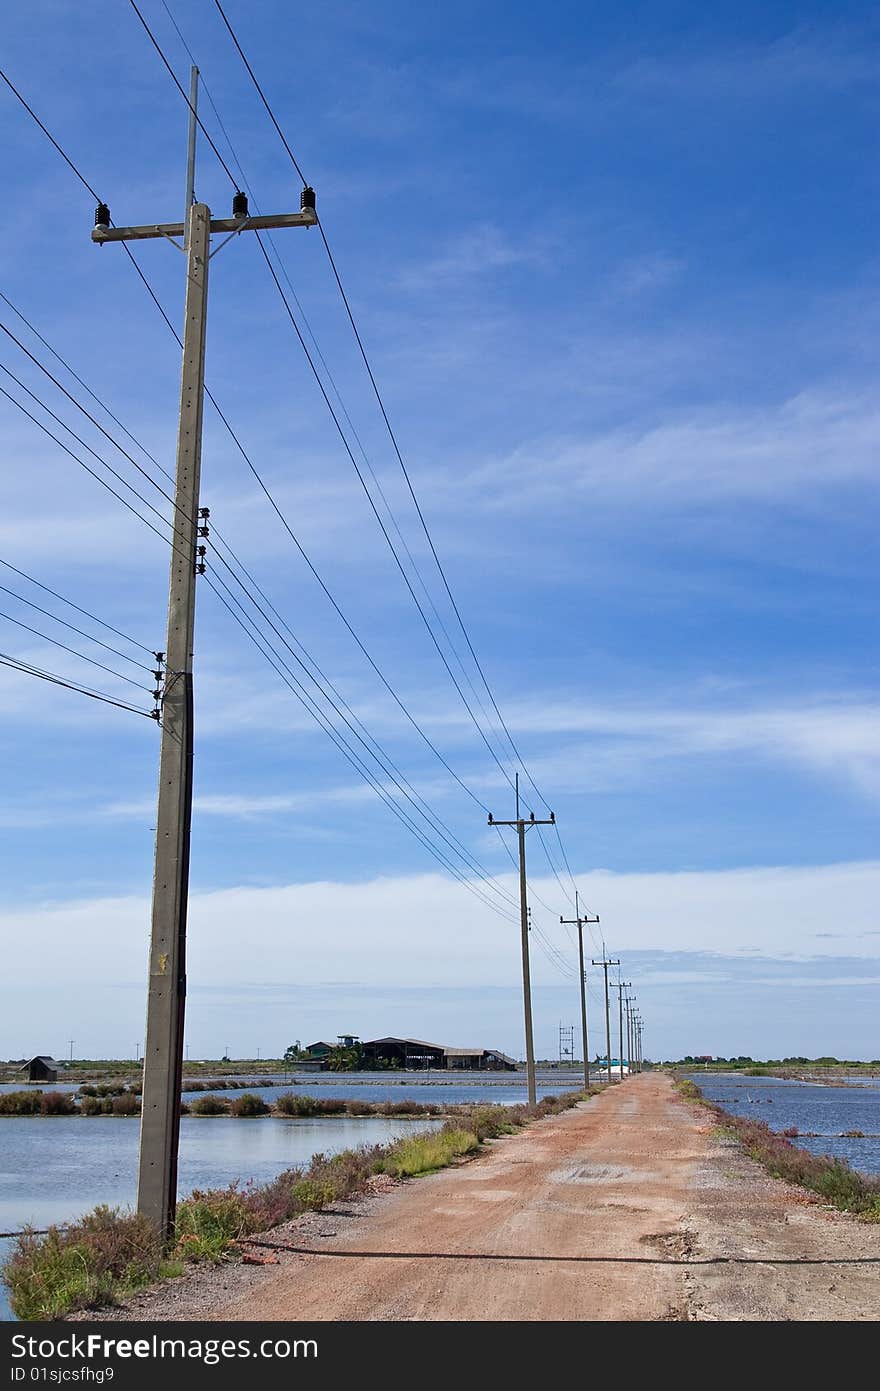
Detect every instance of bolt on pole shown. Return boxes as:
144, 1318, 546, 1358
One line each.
488, 775, 555, 1107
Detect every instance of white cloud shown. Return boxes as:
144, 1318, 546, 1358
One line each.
1, 859, 877, 1055
466, 390, 878, 512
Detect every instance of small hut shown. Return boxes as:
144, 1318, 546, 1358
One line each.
20, 1056, 62, 1083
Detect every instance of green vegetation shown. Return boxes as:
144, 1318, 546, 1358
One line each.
675, 1079, 880, 1221
3, 1207, 182, 1321
3, 1088, 594, 1319
229, 1093, 270, 1117
188, 1094, 231, 1116
378, 1126, 479, 1176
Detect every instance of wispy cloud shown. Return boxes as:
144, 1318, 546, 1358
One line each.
463, 389, 878, 512
397, 224, 551, 292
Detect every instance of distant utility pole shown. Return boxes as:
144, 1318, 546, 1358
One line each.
68, 1040, 74, 1062
560, 892, 600, 1090
488, 774, 555, 1106
632, 1014, 643, 1072
625, 996, 636, 1076
91, 67, 317, 1238
614, 980, 632, 1081
591, 953, 620, 1084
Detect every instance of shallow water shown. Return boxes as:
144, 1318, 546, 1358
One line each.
0, 1112, 439, 1321
686, 1071, 880, 1176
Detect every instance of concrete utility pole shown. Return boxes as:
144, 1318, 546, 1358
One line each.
625, 996, 636, 1075
560, 892, 600, 1091
591, 953, 620, 1084
91, 69, 317, 1237
488, 774, 555, 1106
614, 979, 632, 1081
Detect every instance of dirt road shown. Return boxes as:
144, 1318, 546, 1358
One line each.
199, 1074, 880, 1321
107, 1073, 880, 1321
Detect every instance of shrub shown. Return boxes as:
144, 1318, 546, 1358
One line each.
111, 1093, 140, 1116
39, 1091, 77, 1116
189, 1095, 231, 1116
230, 1093, 269, 1117
782, 1126, 799, 1138
80, 1096, 104, 1117
290, 1179, 336, 1211
274, 1093, 317, 1116
174, 1188, 250, 1262
0, 1090, 42, 1116
2, 1207, 166, 1320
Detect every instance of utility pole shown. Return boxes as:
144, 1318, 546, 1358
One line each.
591, 953, 620, 1084
488, 774, 555, 1106
91, 69, 317, 1238
68, 1040, 74, 1062
614, 979, 632, 1081
560, 892, 599, 1091
625, 996, 636, 1075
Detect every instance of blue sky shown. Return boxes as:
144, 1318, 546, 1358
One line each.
0, 0, 877, 1061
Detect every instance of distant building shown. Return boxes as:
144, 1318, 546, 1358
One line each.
362, 1038, 516, 1071
444, 1047, 517, 1072
20, 1056, 62, 1082
362, 1037, 446, 1069
303, 1041, 336, 1061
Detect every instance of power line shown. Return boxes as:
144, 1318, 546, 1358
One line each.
204, 2, 599, 909
207, 549, 520, 912
0, 555, 154, 656
127, 0, 239, 190
0, 319, 186, 522
0, 579, 153, 674
0, 62, 584, 921
252, 233, 520, 797
0, 69, 101, 202
204, 571, 518, 924
0, 651, 153, 720
146, 9, 521, 798
0, 608, 150, 694
0, 384, 173, 548
0, 62, 512, 832
0, 288, 176, 492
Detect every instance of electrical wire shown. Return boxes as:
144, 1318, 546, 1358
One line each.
0, 384, 173, 548
204, 571, 519, 924
0, 555, 154, 656
0, 651, 153, 719
0, 608, 150, 694
204, 3, 601, 910
252, 234, 520, 797
0, 579, 153, 674
0, 58, 591, 932
127, 0, 238, 190
207, 550, 521, 911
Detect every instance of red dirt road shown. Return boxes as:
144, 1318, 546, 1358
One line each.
199, 1073, 880, 1322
